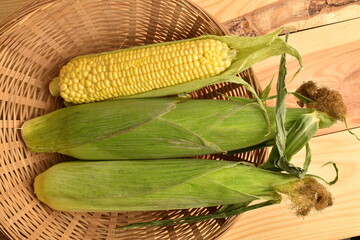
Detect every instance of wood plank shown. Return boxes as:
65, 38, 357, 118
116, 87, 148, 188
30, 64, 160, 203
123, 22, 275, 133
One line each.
252, 18, 360, 134
193, 0, 275, 23
193, 0, 360, 36
3, 0, 359, 35
219, 128, 360, 240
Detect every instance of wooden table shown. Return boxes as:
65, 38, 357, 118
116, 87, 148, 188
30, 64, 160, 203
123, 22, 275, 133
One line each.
1, 1, 359, 240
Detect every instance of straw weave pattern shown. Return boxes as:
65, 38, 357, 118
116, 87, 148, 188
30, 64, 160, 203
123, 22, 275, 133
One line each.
0, 0, 266, 239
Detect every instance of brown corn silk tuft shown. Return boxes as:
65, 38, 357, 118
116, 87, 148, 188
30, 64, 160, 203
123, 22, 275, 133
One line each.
276, 177, 333, 217
296, 81, 347, 120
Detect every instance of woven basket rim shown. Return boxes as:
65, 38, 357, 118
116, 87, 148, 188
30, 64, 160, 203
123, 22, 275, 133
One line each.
0, 0, 229, 37
0, 1, 264, 239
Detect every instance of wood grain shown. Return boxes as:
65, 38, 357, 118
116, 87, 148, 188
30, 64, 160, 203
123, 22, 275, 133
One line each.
193, 0, 360, 36
219, 128, 360, 240
193, 0, 273, 22
252, 17, 360, 134
3, 0, 360, 35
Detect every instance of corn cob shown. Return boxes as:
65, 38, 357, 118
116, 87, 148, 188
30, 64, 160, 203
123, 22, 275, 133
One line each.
49, 28, 302, 104
34, 158, 332, 216
21, 96, 337, 160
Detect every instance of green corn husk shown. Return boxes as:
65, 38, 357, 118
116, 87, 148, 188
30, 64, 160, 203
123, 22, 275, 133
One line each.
21, 97, 336, 160
33, 158, 332, 216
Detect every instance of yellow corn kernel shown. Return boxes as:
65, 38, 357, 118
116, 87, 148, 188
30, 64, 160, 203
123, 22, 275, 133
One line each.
53, 38, 236, 104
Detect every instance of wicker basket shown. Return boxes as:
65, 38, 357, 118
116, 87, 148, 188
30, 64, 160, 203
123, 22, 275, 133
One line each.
0, 1, 266, 239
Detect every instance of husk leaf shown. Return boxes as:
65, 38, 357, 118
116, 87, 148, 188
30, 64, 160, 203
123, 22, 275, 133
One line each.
22, 97, 313, 159
34, 159, 297, 212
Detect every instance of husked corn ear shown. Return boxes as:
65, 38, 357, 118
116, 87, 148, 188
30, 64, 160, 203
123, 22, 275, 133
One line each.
49, 29, 304, 103
54, 39, 235, 104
